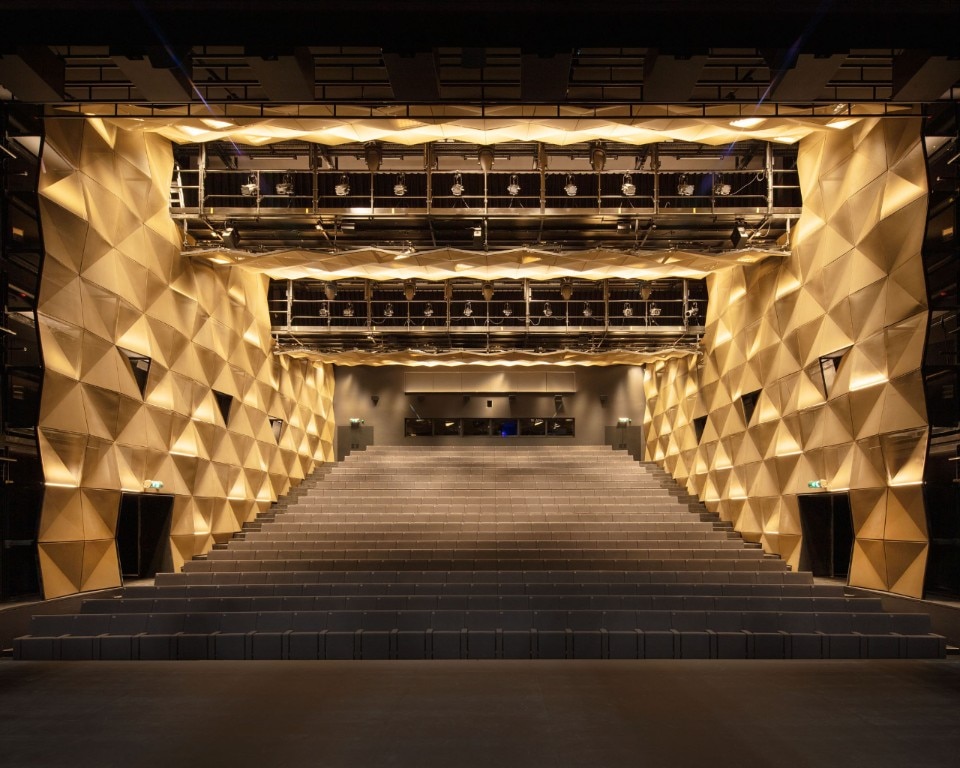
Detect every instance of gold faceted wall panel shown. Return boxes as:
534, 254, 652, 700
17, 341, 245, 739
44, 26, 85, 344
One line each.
643, 119, 930, 597
36, 119, 335, 598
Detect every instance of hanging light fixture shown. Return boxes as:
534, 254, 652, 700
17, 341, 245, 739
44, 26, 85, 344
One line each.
713, 174, 731, 196
563, 175, 577, 197
543, 302, 553, 317
393, 173, 407, 196
463, 301, 473, 317
403, 281, 417, 301
423, 303, 434, 317
481, 282, 495, 302
275, 173, 294, 196
621, 173, 636, 196
649, 304, 662, 317
383, 302, 394, 318
623, 303, 634, 317
240, 174, 259, 197
639, 281, 652, 301
560, 280, 573, 301
502, 303, 513, 317
582, 304, 593, 318
342, 302, 355, 318
507, 174, 521, 196
451, 172, 464, 196
335, 174, 350, 196
319, 302, 330, 317
677, 174, 694, 196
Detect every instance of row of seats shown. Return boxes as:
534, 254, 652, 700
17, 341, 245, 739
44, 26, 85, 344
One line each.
78, 594, 884, 614
124, 581, 847, 598
156, 569, 816, 585
183, 558, 788, 573
16, 621, 943, 661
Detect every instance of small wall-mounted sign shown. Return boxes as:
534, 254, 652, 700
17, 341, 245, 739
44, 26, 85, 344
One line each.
807, 480, 826, 489
143, 479, 164, 490
349, 418, 365, 428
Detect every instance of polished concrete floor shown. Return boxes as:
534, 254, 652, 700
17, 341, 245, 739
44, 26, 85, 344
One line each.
1, 660, 959, 767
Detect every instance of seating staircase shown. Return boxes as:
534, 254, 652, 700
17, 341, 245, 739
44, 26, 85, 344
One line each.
15, 445, 945, 660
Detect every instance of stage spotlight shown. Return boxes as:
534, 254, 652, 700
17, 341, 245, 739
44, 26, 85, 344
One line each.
713, 175, 731, 196
590, 142, 606, 172
482, 283, 495, 302
649, 304, 662, 317
383, 303, 394, 318
677, 174, 694, 196
730, 221, 747, 247
334, 174, 350, 196
507, 174, 520, 196
582, 304, 592, 318
543, 302, 553, 317
451, 172, 464, 196
319, 302, 330, 317
639, 281, 652, 301
275, 173, 294, 196
240, 174, 259, 197
403, 281, 417, 301
324, 283, 337, 301
563, 175, 577, 197
423, 303, 434, 317
623, 303, 634, 317
342, 302, 355, 318
560, 280, 573, 301
393, 173, 407, 197
502, 304, 513, 317
621, 174, 636, 196
463, 301, 473, 317
221, 227, 240, 249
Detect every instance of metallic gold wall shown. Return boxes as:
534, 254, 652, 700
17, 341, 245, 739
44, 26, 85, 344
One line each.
643, 118, 930, 597
35, 120, 335, 598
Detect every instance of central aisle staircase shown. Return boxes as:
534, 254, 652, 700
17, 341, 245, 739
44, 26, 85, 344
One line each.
15, 445, 945, 660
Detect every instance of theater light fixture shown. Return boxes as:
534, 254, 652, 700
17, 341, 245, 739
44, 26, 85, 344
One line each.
543, 302, 553, 317
560, 280, 573, 301
502, 304, 513, 317
507, 174, 520, 196
564, 175, 577, 197
623, 303, 634, 317
334, 174, 350, 196
221, 226, 240, 249
481, 282, 495, 302
423, 303, 434, 317
582, 304, 593, 318
621, 174, 636, 196
324, 283, 337, 301
713, 175, 731, 196
730, 220, 747, 247
677, 174, 694, 196
318, 302, 330, 317
364, 142, 382, 172
590, 142, 606, 172
639, 281, 652, 301
240, 174, 259, 197
383, 303, 394, 317
463, 301, 473, 317
275, 173, 294, 196
342, 302, 355, 318
393, 173, 407, 196
403, 281, 417, 301
649, 304, 662, 317
451, 172, 464, 196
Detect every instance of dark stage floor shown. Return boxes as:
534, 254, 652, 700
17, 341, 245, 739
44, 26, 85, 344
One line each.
1, 660, 959, 767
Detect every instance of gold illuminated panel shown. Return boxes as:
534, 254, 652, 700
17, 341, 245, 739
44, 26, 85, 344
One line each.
642, 119, 930, 597
36, 119, 335, 598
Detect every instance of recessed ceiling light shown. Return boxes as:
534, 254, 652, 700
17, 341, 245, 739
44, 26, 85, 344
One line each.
730, 117, 766, 128
827, 118, 857, 130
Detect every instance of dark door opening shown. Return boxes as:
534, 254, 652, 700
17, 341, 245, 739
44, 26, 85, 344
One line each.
116, 493, 173, 580
798, 492, 854, 579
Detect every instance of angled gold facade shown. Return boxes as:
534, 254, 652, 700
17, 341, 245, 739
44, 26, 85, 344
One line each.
36, 119, 335, 598
643, 119, 930, 597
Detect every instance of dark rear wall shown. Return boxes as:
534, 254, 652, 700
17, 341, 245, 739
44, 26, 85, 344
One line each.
332, 365, 645, 451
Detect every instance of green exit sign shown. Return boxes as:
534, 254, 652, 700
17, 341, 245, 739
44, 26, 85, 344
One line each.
807, 480, 824, 489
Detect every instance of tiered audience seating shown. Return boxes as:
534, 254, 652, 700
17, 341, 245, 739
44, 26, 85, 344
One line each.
15, 446, 945, 660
